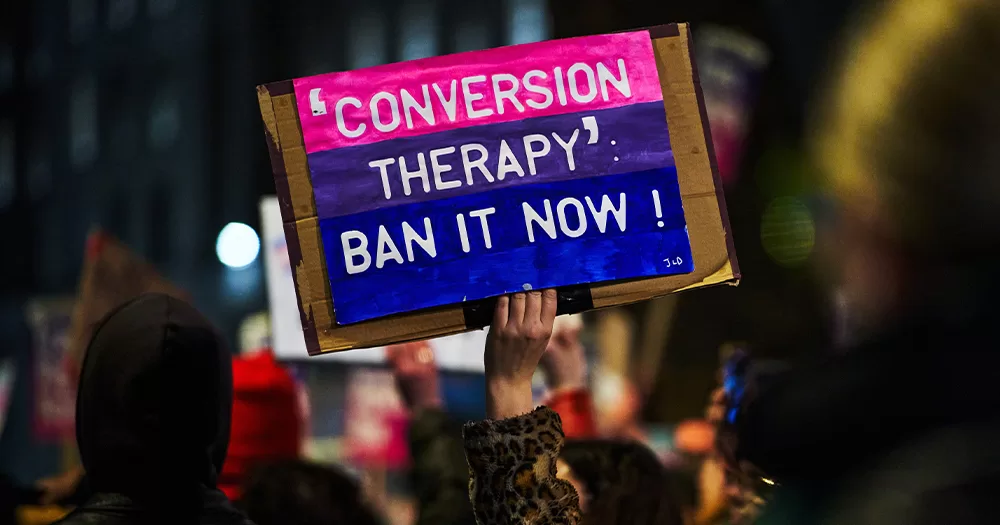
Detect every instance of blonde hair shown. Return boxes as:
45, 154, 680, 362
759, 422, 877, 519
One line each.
814, 0, 1000, 256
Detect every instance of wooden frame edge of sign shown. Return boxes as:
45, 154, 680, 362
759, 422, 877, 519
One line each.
256, 23, 739, 355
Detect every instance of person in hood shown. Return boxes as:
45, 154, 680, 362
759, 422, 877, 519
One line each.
56, 293, 253, 525
721, 0, 1000, 523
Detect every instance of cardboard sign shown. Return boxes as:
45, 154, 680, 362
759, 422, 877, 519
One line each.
66, 231, 189, 367
258, 24, 739, 354
297, 30, 691, 325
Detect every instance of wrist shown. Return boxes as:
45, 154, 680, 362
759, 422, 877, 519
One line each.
486, 378, 534, 420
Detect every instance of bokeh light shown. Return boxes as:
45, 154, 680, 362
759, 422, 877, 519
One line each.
216, 222, 260, 269
760, 197, 816, 267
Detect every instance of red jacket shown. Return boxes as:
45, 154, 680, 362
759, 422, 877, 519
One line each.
545, 388, 598, 439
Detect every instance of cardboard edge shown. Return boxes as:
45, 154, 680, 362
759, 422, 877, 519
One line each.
683, 24, 741, 280
612, 23, 681, 38
265, 80, 295, 97
257, 86, 323, 356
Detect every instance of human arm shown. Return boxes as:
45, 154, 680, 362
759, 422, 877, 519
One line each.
540, 316, 597, 439
463, 291, 583, 525
388, 342, 475, 525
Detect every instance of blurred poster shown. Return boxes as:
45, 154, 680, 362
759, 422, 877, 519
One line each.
0, 359, 14, 438
238, 311, 272, 355
259, 196, 488, 370
26, 299, 76, 441
67, 231, 188, 369
343, 369, 409, 469
695, 26, 770, 186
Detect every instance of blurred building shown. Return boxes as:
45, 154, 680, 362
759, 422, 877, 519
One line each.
0, 0, 549, 340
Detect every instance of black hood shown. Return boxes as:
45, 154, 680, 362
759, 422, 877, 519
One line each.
75, 293, 232, 500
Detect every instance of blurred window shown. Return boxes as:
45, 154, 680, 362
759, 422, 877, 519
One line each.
147, 184, 170, 264
0, 121, 13, 208
507, 0, 549, 45
147, 0, 176, 19
70, 75, 99, 169
26, 48, 52, 84
148, 89, 180, 150
28, 130, 52, 200
107, 0, 137, 30
400, 0, 438, 60
348, 7, 387, 68
105, 188, 128, 239
111, 106, 140, 160
69, 0, 97, 43
0, 45, 13, 91
454, 14, 488, 52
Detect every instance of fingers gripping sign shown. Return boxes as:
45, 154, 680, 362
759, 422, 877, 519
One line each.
484, 289, 559, 420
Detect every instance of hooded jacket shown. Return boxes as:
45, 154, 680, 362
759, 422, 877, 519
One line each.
56, 294, 254, 525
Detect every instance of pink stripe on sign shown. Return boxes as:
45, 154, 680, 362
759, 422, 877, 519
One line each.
293, 31, 663, 154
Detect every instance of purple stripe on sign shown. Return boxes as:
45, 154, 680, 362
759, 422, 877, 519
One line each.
307, 101, 672, 219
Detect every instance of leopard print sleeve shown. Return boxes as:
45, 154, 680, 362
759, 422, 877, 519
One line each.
463, 407, 583, 525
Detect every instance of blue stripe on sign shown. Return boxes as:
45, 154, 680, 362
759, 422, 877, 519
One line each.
320, 166, 693, 324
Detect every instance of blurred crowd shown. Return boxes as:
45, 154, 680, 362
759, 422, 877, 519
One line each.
5, 0, 1000, 523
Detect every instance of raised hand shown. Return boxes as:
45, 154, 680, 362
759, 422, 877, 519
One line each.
539, 314, 587, 392
387, 341, 442, 412
484, 289, 558, 420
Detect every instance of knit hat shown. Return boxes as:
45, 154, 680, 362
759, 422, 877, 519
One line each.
219, 350, 302, 500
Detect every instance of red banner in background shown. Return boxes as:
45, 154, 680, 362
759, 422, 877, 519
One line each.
344, 369, 409, 469
26, 299, 76, 442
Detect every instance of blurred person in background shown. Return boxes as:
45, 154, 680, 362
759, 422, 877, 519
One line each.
54, 294, 252, 525
387, 342, 476, 525
35, 466, 87, 508
463, 291, 683, 525
539, 314, 599, 439
33, 348, 305, 511
218, 350, 303, 502
721, 0, 1000, 523
663, 419, 722, 525
239, 460, 380, 525
560, 440, 685, 525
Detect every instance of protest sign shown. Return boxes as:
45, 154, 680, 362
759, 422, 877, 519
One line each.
26, 299, 76, 441
695, 26, 770, 187
66, 230, 189, 368
258, 24, 739, 354
343, 368, 409, 469
0, 358, 14, 439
